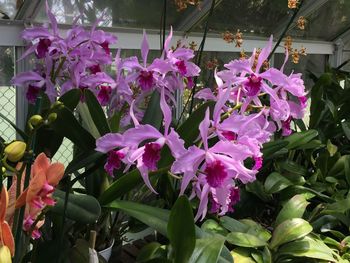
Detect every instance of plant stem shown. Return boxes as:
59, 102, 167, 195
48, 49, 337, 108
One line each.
176, 0, 217, 127
13, 96, 42, 263
267, 0, 305, 61
188, 0, 216, 115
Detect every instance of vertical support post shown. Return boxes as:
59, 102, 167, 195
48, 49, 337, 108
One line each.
15, 46, 29, 134
331, 39, 344, 68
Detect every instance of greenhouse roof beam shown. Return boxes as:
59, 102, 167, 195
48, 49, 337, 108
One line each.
14, 0, 42, 21
273, 0, 330, 38
0, 21, 334, 55
175, 0, 223, 33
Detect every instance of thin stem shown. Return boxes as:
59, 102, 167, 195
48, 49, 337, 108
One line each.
267, 0, 305, 62
188, 0, 216, 115
162, 0, 167, 53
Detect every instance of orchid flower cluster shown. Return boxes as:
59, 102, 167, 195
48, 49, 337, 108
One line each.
12, 4, 307, 221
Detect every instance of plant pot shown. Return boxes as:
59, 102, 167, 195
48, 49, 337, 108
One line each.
98, 238, 114, 262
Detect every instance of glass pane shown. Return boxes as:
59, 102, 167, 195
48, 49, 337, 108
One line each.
0, 0, 17, 19
0, 46, 16, 141
287, 0, 350, 41
193, 0, 289, 36
35, 0, 201, 29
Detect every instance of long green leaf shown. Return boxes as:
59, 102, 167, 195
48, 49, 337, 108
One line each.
168, 196, 196, 263
275, 195, 309, 226
106, 200, 169, 236
226, 232, 267, 247
58, 89, 81, 111
285, 130, 318, 150
142, 91, 162, 129
277, 235, 336, 262
99, 166, 169, 205
51, 107, 96, 151
189, 236, 225, 263
84, 89, 110, 136
52, 189, 101, 224
270, 218, 313, 249
264, 172, 293, 194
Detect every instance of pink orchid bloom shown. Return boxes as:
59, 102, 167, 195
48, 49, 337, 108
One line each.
96, 88, 185, 192
172, 108, 257, 220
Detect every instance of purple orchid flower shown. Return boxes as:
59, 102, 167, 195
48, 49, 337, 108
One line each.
96, 87, 185, 192
172, 108, 257, 220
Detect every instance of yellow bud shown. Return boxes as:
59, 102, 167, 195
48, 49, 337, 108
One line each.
0, 246, 12, 263
51, 101, 64, 109
29, 115, 43, 127
1, 167, 5, 174
47, 113, 57, 123
4, 141, 26, 162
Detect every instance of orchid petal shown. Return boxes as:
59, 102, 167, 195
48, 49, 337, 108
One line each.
96, 133, 124, 153
46, 163, 65, 186
136, 158, 158, 194
123, 125, 163, 146
199, 108, 211, 150
160, 88, 172, 135
162, 26, 173, 58
141, 30, 149, 67
256, 35, 273, 73
46, 0, 58, 36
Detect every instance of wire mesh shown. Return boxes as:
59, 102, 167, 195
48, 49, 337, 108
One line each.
0, 46, 15, 142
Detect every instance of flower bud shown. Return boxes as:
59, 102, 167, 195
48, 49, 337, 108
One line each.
0, 246, 12, 263
47, 113, 57, 124
51, 101, 64, 110
1, 167, 5, 174
4, 141, 26, 162
29, 115, 44, 127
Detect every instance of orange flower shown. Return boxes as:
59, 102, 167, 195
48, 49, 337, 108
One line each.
0, 186, 15, 257
15, 153, 64, 238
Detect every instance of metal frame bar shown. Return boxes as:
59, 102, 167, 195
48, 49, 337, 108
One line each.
14, 0, 42, 21
0, 21, 334, 54
273, 0, 331, 38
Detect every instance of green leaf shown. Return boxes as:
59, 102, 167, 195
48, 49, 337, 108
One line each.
105, 200, 169, 236
226, 232, 267, 247
262, 140, 289, 159
285, 130, 318, 150
327, 140, 338, 157
264, 172, 293, 194
342, 121, 350, 140
277, 236, 336, 262
201, 219, 228, 236
84, 89, 110, 136
220, 216, 250, 233
270, 218, 313, 249
142, 91, 162, 129
0, 112, 28, 140
275, 195, 309, 226
52, 189, 101, 224
99, 166, 169, 205
109, 111, 122, 133
136, 242, 167, 262
246, 180, 272, 202
322, 198, 350, 215
231, 248, 256, 263
189, 236, 225, 263
239, 219, 271, 242
279, 160, 307, 177
52, 107, 96, 151
77, 102, 100, 138
58, 89, 81, 111
65, 150, 104, 175
168, 196, 196, 263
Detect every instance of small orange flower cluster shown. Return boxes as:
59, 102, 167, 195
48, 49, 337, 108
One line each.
297, 16, 306, 30
284, 36, 307, 64
174, 0, 201, 11
288, 0, 299, 9
206, 58, 219, 70
240, 50, 248, 60
222, 30, 243, 47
